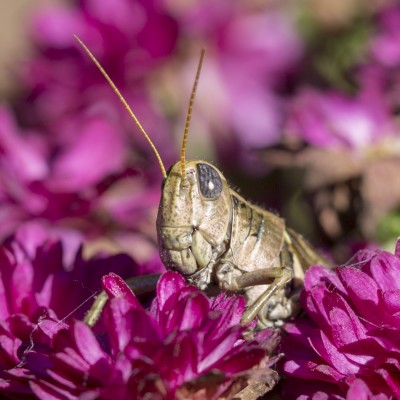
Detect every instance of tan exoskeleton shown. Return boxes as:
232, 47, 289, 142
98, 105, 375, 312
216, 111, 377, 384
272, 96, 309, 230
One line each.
76, 37, 329, 328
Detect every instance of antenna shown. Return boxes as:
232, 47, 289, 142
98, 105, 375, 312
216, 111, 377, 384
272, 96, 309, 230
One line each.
74, 35, 167, 178
180, 49, 205, 178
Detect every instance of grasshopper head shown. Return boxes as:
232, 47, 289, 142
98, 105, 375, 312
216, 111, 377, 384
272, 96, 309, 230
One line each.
156, 160, 231, 286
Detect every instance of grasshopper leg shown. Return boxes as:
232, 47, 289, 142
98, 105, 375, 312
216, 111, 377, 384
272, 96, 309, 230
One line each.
215, 241, 297, 325
216, 261, 294, 324
217, 266, 283, 291
84, 273, 161, 327
240, 267, 293, 324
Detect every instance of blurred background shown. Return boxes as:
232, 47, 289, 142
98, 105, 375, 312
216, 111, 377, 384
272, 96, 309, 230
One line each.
1, 0, 400, 264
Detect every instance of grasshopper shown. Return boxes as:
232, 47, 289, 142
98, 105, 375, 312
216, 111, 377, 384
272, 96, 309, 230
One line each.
76, 37, 328, 328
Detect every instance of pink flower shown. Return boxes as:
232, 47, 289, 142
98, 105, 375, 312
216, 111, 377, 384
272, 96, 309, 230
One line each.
282, 241, 400, 399
11, 272, 279, 399
285, 88, 393, 152
0, 106, 125, 216
26, 0, 178, 97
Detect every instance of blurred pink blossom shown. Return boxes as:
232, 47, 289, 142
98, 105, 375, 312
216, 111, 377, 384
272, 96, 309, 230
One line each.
20, 0, 178, 171
285, 87, 394, 152
171, 4, 304, 149
0, 106, 162, 258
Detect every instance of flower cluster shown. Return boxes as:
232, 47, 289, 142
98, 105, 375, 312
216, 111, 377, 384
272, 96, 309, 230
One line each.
27, 272, 279, 399
282, 241, 400, 399
0, 240, 279, 400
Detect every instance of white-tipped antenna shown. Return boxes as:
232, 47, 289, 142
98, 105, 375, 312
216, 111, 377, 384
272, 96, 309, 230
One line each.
180, 49, 205, 178
74, 35, 167, 179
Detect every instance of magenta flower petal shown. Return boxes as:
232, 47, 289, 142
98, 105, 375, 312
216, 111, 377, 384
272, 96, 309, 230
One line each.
347, 379, 390, 400
368, 253, 400, 291
340, 338, 394, 367
152, 332, 198, 387
284, 358, 346, 383
155, 271, 187, 311
103, 299, 139, 354
31, 5, 83, 47
210, 293, 246, 330
30, 380, 72, 400
11, 262, 34, 315
198, 326, 243, 372
72, 322, 104, 365
304, 265, 345, 294
49, 116, 127, 192
102, 273, 140, 309
0, 250, 13, 319
211, 346, 267, 375
369, 6, 400, 68
329, 307, 366, 348
308, 330, 360, 376
0, 107, 48, 182
324, 291, 367, 344
123, 310, 162, 354
337, 267, 380, 318
376, 367, 400, 398
0, 334, 20, 367
105, 298, 161, 355
284, 320, 321, 349
0, 225, 142, 323
303, 285, 333, 332
381, 290, 400, 316
174, 292, 210, 332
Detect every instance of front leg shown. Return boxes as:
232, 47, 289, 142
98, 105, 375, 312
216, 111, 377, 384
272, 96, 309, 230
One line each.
216, 246, 293, 323
240, 267, 293, 324
215, 260, 293, 324
217, 262, 284, 291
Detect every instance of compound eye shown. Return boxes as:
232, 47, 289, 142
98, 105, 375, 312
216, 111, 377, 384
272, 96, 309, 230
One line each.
196, 163, 223, 199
